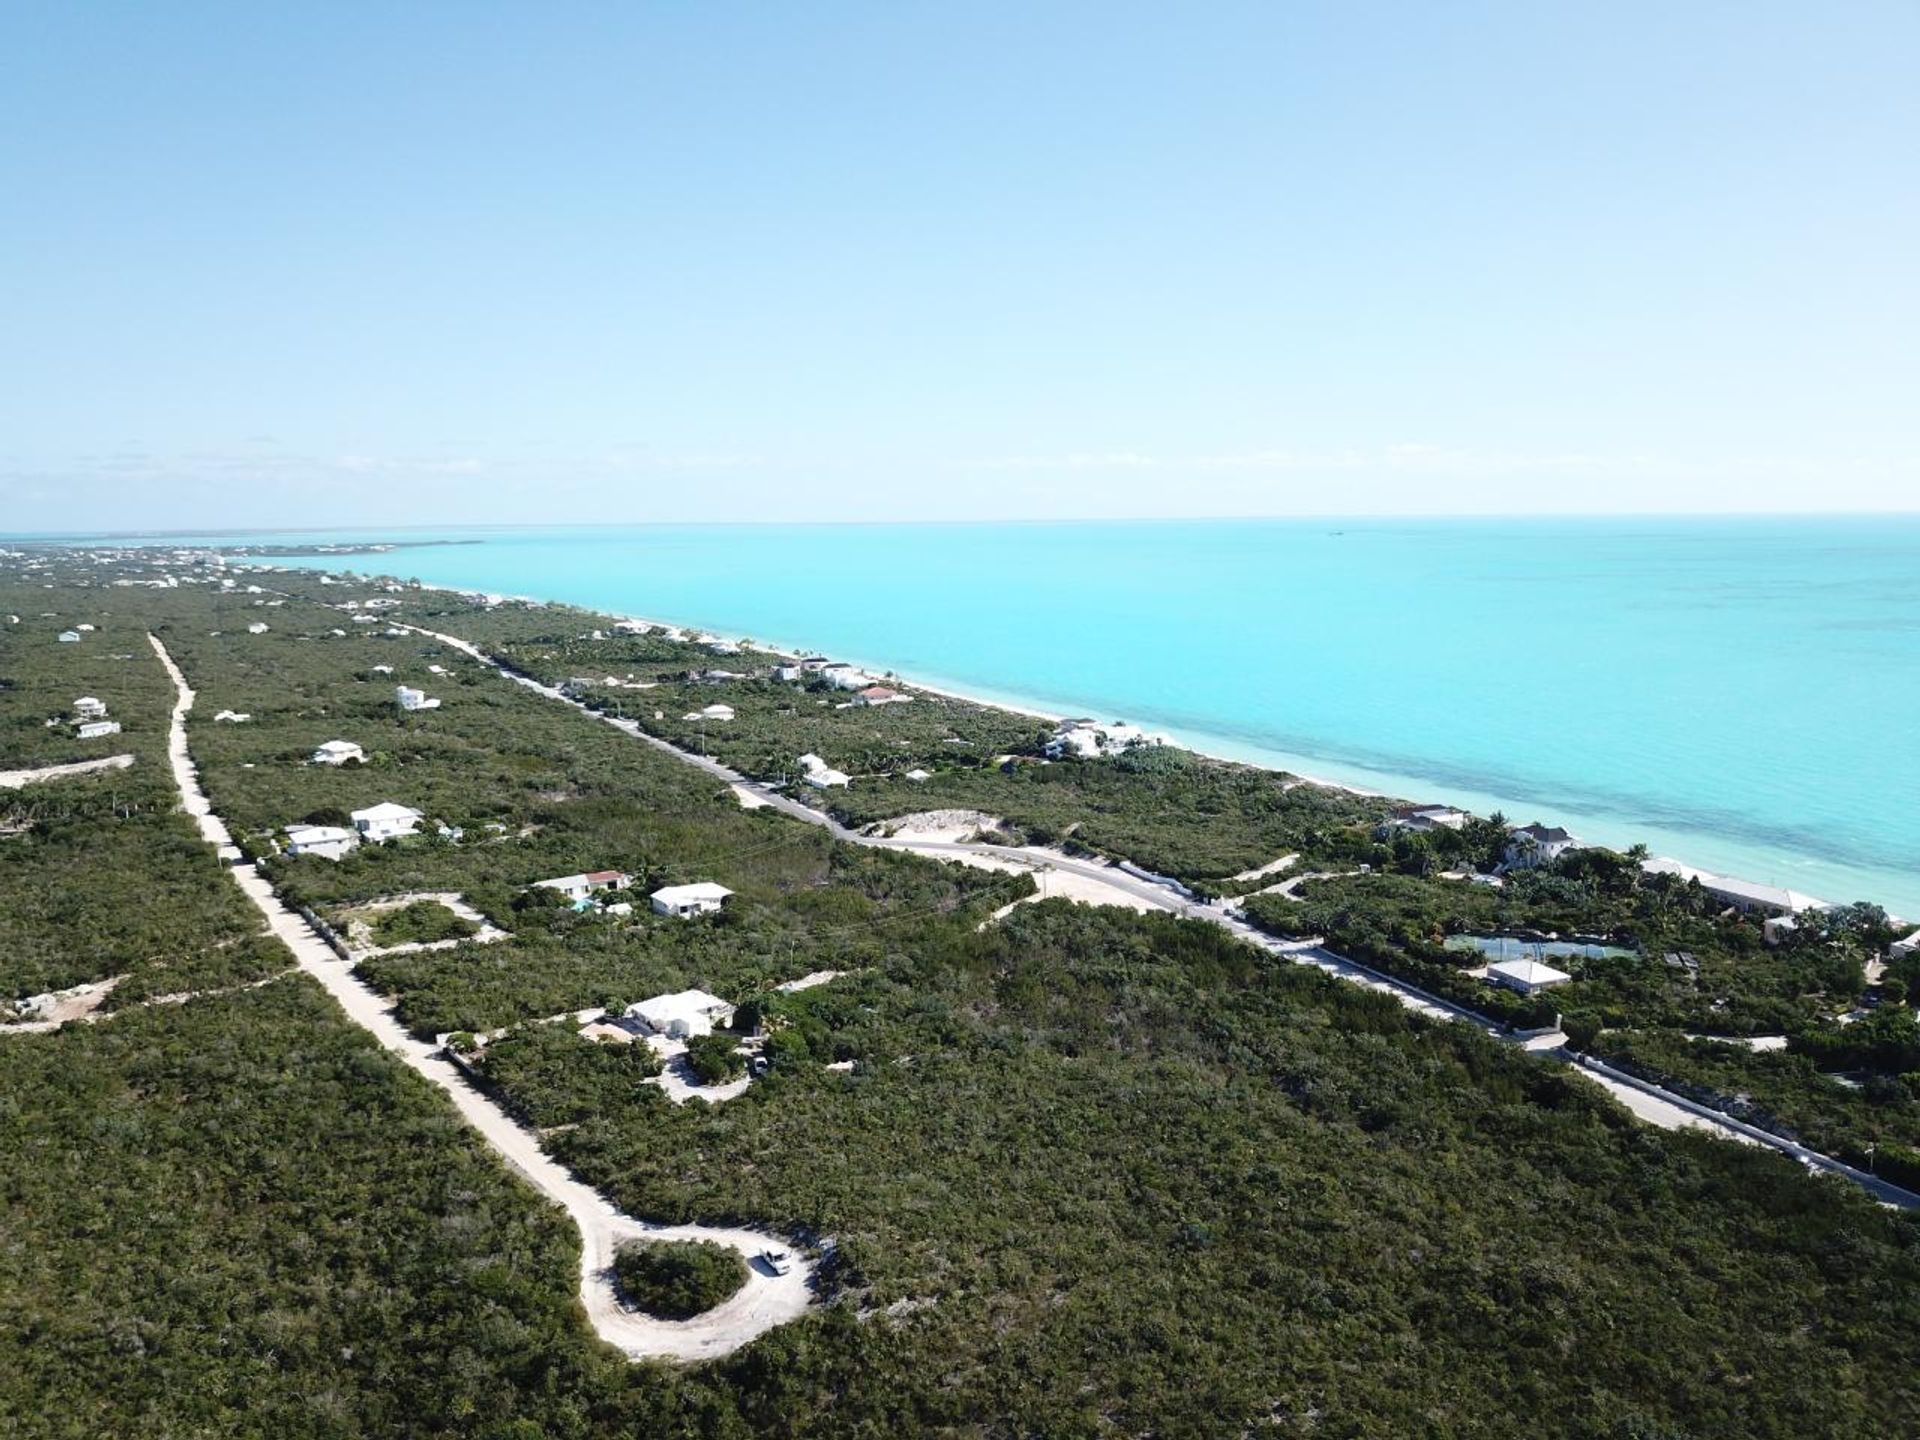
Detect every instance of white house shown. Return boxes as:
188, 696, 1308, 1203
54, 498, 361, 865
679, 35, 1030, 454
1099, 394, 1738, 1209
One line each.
213, 710, 251, 723
623, 988, 735, 1039
72, 696, 107, 719
1503, 823, 1580, 869
797, 753, 850, 788
76, 623, 95, 631
57, 630, 80, 643
284, 823, 359, 860
351, 801, 423, 842
772, 663, 803, 682
1486, 957, 1573, 994
613, 619, 650, 635
1044, 720, 1153, 760
1388, 805, 1471, 834
649, 882, 734, 918
312, 739, 366, 766
247, 622, 269, 634
1640, 858, 1826, 916
683, 703, 734, 722
396, 685, 441, 712
904, 768, 932, 782
1763, 916, 1799, 946
853, 685, 911, 707
76, 720, 121, 740
798, 657, 830, 672
707, 640, 741, 656
535, 869, 633, 903
820, 663, 871, 691
1891, 929, 1920, 961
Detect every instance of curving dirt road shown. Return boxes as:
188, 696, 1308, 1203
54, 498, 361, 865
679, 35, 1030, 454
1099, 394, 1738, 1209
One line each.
146, 633, 818, 1362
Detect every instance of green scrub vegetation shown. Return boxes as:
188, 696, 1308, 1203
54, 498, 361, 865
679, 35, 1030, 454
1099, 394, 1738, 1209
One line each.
612, 1240, 749, 1320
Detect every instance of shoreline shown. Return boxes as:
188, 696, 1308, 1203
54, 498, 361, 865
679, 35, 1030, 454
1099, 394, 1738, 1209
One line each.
361, 575, 1896, 915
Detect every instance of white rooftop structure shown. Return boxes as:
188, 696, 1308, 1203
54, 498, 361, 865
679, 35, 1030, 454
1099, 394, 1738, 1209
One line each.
797, 752, 850, 788
1641, 857, 1827, 916
247, 622, 269, 634
213, 710, 251, 723
73, 696, 107, 719
312, 740, 366, 766
1891, 929, 1920, 960
1045, 720, 1155, 760
57, 630, 80, 643
649, 882, 734, 918
684, 703, 734, 722
76, 720, 121, 740
284, 824, 359, 860
536, 870, 632, 902
351, 801, 423, 842
1486, 958, 1573, 994
396, 684, 441, 712
623, 988, 735, 1039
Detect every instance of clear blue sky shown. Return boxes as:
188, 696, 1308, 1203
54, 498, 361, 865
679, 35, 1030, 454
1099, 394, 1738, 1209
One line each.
3, 2, 1916, 531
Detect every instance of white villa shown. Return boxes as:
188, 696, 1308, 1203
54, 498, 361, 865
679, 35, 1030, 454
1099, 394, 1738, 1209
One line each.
396, 685, 441, 712
1640, 858, 1827, 917
772, 663, 803, 682
821, 663, 872, 691
284, 823, 359, 860
623, 989, 735, 1039
351, 801, 423, 842
1045, 719, 1154, 760
1388, 805, 1471, 833
649, 882, 734, 918
73, 696, 107, 719
613, 619, 650, 635
536, 869, 633, 903
76, 720, 121, 740
1503, 823, 1581, 869
1486, 957, 1573, 994
312, 739, 366, 766
683, 703, 735, 722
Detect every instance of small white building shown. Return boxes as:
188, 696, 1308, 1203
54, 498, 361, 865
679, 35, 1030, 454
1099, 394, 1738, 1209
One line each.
904, 767, 932, 782
772, 663, 803, 682
797, 753, 850, 788
312, 739, 366, 766
624, 988, 735, 1039
1388, 805, 1471, 833
76, 719, 122, 740
683, 703, 734, 722
73, 696, 108, 719
213, 710, 251, 723
247, 622, 269, 634
649, 882, 734, 919
57, 630, 80, 643
613, 619, 650, 635
535, 869, 633, 902
284, 824, 360, 860
1045, 720, 1154, 760
1763, 916, 1799, 946
820, 663, 872, 691
351, 801, 423, 842
396, 685, 441, 712
1890, 929, 1920, 961
1503, 823, 1580, 869
1486, 957, 1573, 994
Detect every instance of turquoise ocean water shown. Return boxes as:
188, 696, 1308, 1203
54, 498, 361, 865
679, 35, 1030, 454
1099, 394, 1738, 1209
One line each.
40, 517, 1920, 915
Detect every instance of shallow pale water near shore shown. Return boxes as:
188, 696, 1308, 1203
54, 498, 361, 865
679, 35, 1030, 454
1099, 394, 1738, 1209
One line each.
47, 517, 1920, 915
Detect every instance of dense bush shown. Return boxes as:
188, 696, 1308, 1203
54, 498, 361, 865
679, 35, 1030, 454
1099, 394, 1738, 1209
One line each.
612, 1240, 749, 1320
684, 1032, 746, 1084
369, 899, 479, 947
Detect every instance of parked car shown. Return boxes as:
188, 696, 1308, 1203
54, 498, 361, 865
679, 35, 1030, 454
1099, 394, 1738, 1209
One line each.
759, 1248, 793, 1275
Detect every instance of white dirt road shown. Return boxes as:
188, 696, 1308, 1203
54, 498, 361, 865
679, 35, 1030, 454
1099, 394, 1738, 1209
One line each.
146, 633, 818, 1362
0, 753, 134, 789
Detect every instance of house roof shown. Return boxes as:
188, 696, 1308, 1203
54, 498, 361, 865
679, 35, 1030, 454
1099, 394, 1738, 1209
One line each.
314, 739, 361, 753
351, 801, 421, 822
285, 824, 354, 844
650, 882, 734, 905
1513, 823, 1574, 844
1487, 957, 1572, 986
584, 870, 629, 884
624, 989, 732, 1027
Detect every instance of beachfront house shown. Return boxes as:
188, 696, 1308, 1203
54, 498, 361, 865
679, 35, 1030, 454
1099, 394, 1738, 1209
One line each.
1503, 823, 1580, 870
821, 663, 871, 691
351, 801, 424, 842
396, 684, 441, 712
649, 882, 734, 919
1891, 930, 1920, 961
72, 696, 107, 719
1045, 719, 1154, 760
1763, 916, 1799, 946
76, 720, 121, 740
312, 739, 366, 766
284, 823, 359, 861
772, 663, 803, 682
535, 870, 633, 903
613, 620, 650, 635
853, 685, 911, 707
1639, 858, 1827, 917
1386, 805, 1471, 834
623, 989, 735, 1039
1486, 957, 1573, 994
